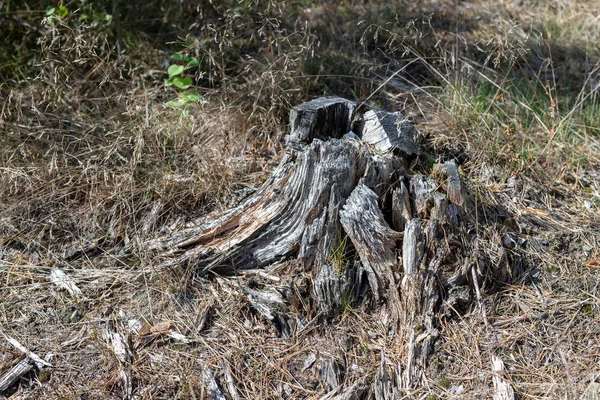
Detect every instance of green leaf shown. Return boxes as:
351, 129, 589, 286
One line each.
170, 53, 185, 61
164, 77, 174, 87
168, 64, 184, 77
46, 6, 56, 16
179, 91, 200, 102
186, 57, 199, 68
104, 14, 112, 22
172, 76, 192, 90
79, 13, 89, 20
56, 5, 68, 18
165, 99, 185, 108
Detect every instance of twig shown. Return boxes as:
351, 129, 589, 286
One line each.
0, 328, 52, 369
471, 266, 491, 329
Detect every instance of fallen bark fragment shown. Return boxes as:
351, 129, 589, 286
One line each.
0, 356, 34, 392
202, 365, 226, 400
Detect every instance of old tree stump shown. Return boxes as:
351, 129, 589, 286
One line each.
147, 97, 514, 394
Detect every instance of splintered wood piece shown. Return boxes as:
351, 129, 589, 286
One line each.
202, 365, 226, 400
392, 180, 413, 232
308, 185, 344, 314
222, 360, 241, 400
374, 350, 389, 400
0, 357, 34, 392
340, 184, 401, 312
430, 193, 450, 222
319, 381, 369, 400
140, 200, 163, 237
402, 219, 425, 281
434, 161, 471, 211
492, 355, 515, 400
357, 110, 420, 157
103, 327, 133, 399
400, 218, 440, 390
241, 285, 292, 337
409, 175, 437, 218
49, 269, 84, 299
319, 358, 342, 390
440, 161, 465, 206
360, 154, 396, 197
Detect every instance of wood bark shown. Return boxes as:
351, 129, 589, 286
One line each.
147, 96, 515, 396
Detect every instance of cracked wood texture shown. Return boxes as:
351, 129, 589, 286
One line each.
147, 96, 515, 396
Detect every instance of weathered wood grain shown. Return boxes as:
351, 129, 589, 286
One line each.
392, 180, 413, 232
357, 110, 420, 157
290, 96, 356, 143
340, 184, 401, 314
0, 357, 34, 392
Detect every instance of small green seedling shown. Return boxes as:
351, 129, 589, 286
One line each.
45, 5, 69, 24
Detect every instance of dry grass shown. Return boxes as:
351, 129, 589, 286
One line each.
1, 0, 600, 399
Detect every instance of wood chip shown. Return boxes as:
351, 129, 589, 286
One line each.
492, 355, 515, 400
49, 268, 84, 299
0, 357, 34, 392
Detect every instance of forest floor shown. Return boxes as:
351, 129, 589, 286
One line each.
1, 0, 600, 399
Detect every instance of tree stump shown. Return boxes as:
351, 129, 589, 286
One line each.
147, 96, 514, 392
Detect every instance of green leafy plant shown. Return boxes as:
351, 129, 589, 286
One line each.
45, 5, 68, 23
164, 53, 201, 114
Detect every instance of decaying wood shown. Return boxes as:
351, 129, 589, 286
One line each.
202, 365, 226, 400
49, 268, 84, 299
392, 180, 412, 231
147, 96, 515, 397
409, 175, 437, 218
319, 381, 368, 400
147, 103, 364, 275
400, 219, 426, 389
103, 325, 133, 399
0, 328, 52, 370
491, 355, 515, 400
434, 161, 469, 208
222, 360, 241, 400
0, 356, 34, 392
240, 284, 293, 337
357, 109, 420, 157
340, 184, 401, 312
304, 184, 344, 314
